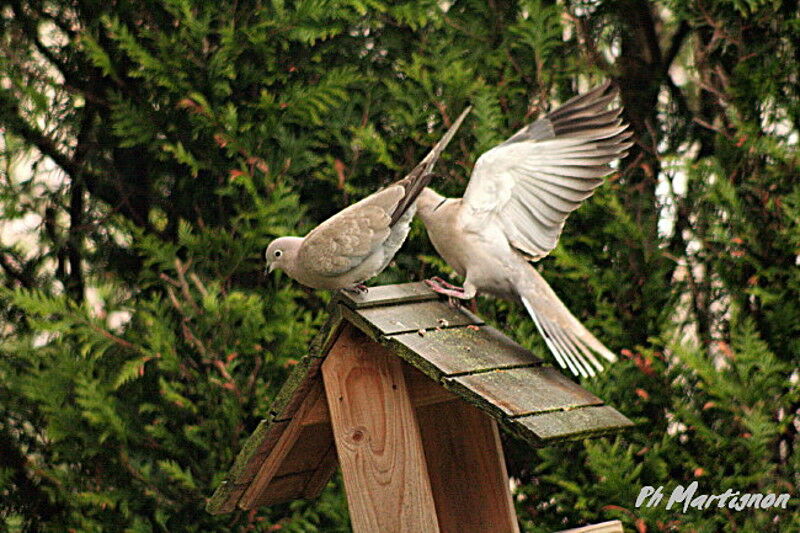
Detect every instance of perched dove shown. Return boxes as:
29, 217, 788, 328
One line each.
417, 83, 632, 377
266, 106, 470, 291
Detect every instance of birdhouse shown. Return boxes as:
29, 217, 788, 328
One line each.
207, 282, 633, 532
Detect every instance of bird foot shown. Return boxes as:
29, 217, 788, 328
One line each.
447, 296, 463, 308
427, 276, 464, 292
343, 283, 369, 295
425, 278, 468, 307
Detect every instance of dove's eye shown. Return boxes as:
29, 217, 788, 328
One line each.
274, 250, 282, 258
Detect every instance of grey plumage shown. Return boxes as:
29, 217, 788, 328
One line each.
417, 83, 631, 377
265, 106, 471, 290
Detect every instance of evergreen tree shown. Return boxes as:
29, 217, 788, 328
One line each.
1, 1, 797, 531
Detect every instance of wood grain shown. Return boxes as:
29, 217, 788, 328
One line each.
403, 363, 457, 407
238, 381, 324, 509
301, 391, 331, 426
337, 281, 439, 309
274, 422, 335, 477
247, 471, 314, 508
302, 443, 339, 499
322, 324, 441, 533
515, 405, 634, 441
448, 366, 603, 418
270, 355, 323, 421
301, 364, 454, 427
229, 419, 289, 486
389, 325, 541, 376
417, 400, 519, 533
356, 300, 483, 335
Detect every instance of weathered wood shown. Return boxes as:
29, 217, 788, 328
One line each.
270, 355, 323, 421
515, 405, 634, 441
417, 400, 519, 533
337, 281, 439, 309
268, 303, 343, 421
238, 381, 325, 509
247, 471, 315, 508
355, 300, 483, 336
275, 422, 335, 478
301, 365, 455, 427
206, 481, 247, 514
557, 520, 624, 533
209, 283, 635, 516
308, 303, 345, 358
403, 363, 457, 407
322, 324, 441, 533
302, 443, 339, 499
301, 390, 331, 426
389, 325, 541, 377
448, 366, 603, 418
227, 419, 290, 486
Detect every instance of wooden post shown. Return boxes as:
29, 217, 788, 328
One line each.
416, 399, 520, 533
322, 325, 441, 533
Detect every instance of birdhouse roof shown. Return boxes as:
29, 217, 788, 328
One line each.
207, 282, 633, 514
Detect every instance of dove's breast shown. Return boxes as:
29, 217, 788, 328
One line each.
421, 200, 521, 301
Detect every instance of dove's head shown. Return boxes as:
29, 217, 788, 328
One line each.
265, 237, 303, 274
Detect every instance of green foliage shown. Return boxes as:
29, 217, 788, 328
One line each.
1, 0, 798, 531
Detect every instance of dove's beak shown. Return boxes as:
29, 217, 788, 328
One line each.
267, 263, 275, 274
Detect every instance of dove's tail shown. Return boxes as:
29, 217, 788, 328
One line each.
518, 263, 616, 378
389, 106, 472, 225
389, 170, 437, 226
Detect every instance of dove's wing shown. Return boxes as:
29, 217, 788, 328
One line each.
296, 186, 404, 278
460, 83, 632, 260
297, 106, 472, 280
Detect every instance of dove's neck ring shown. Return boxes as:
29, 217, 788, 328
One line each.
415, 187, 451, 224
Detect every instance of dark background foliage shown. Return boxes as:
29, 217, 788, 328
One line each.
1, 0, 798, 531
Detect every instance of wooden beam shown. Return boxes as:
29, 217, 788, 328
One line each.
322, 324, 441, 533
238, 381, 324, 509
403, 363, 456, 408
416, 399, 519, 533
302, 443, 339, 499
301, 363, 455, 426
247, 471, 314, 508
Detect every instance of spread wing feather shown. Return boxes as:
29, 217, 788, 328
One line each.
461, 83, 632, 259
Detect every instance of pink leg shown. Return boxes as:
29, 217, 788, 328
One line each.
425, 278, 471, 308
343, 283, 369, 295
428, 276, 465, 292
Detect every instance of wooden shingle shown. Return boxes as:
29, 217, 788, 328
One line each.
207, 282, 633, 515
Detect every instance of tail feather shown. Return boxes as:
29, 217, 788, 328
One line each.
390, 105, 472, 225
526, 307, 574, 374
545, 316, 596, 378
519, 263, 616, 378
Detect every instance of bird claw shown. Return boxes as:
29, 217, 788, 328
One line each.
428, 276, 465, 292
447, 295, 463, 308
425, 278, 468, 305
343, 283, 369, 295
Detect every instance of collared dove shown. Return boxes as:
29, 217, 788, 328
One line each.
416, 82, 632, 377
266, 106, 470, 291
